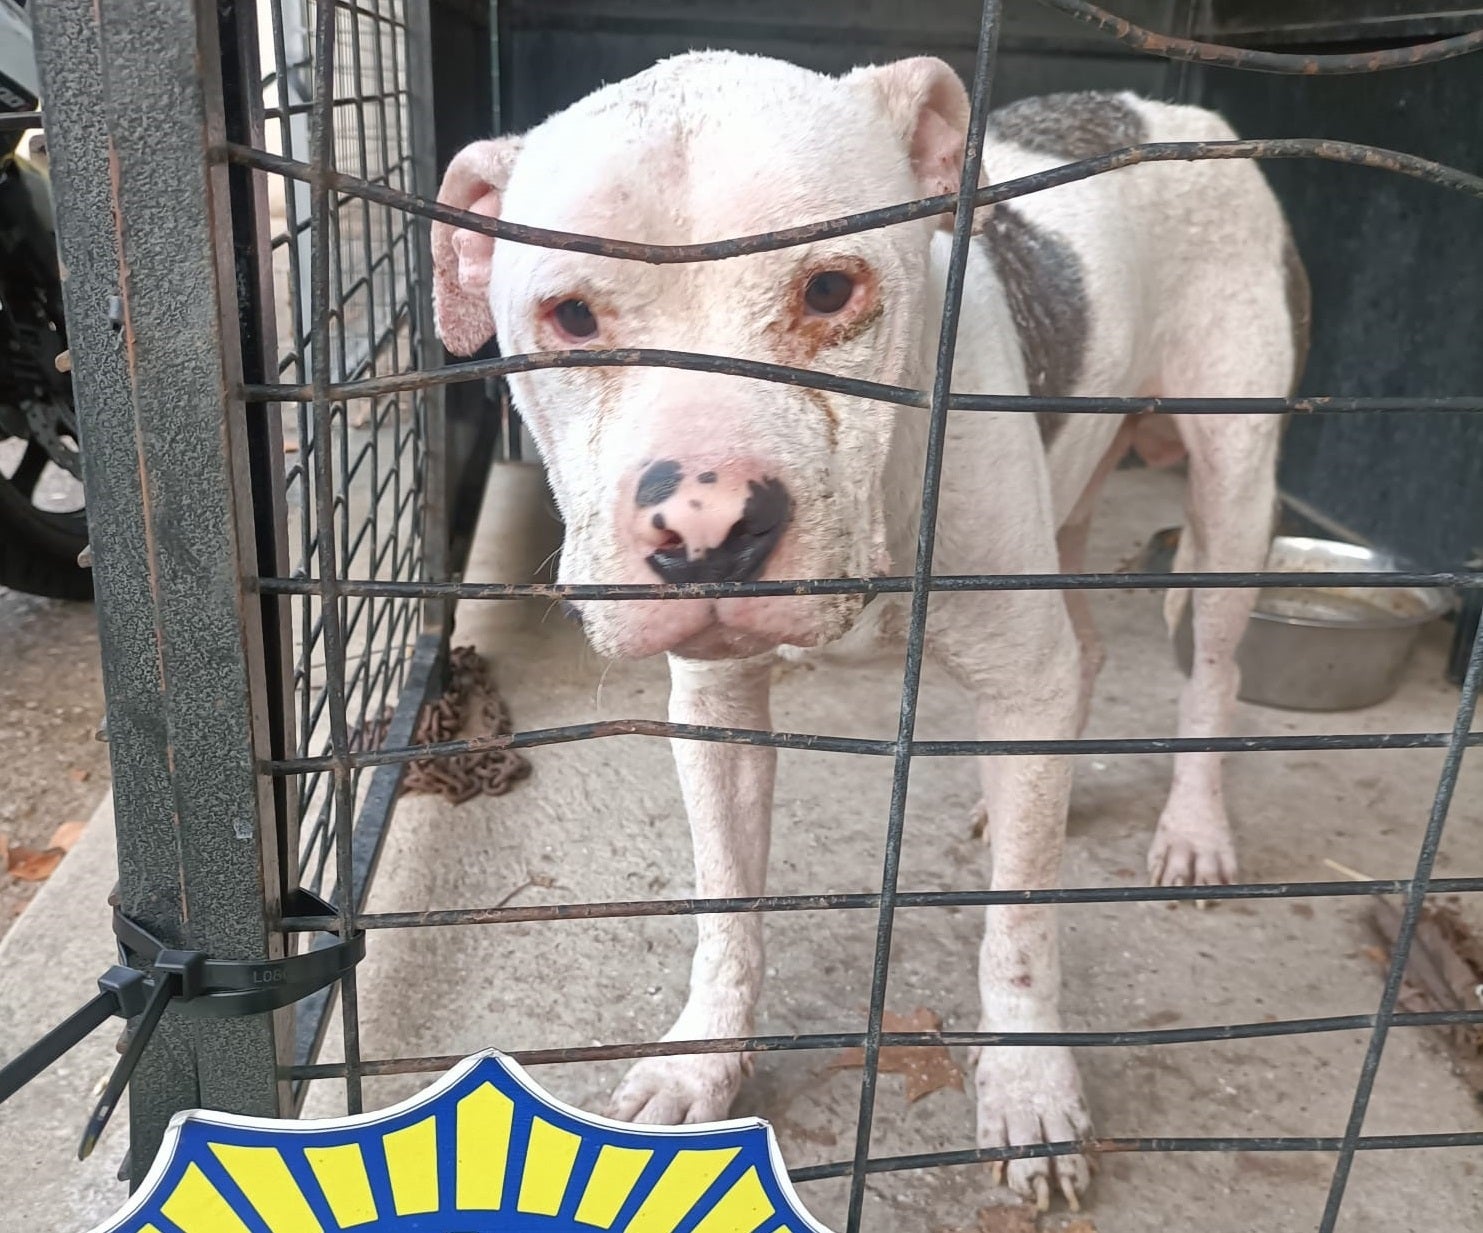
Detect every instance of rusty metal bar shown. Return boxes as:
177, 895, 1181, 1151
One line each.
846, 5, 1003, 1226
222, 136, 1483, 269
266, 719, 1483, 778
282, 1008, 1483, 1079
307, 0, 367, 1116
245, 347, 1483, 409
1035, 0, 1483, 74
253, 568, 1483, 602
275, 875, 1483, 934
1318, 597, 1483, 1227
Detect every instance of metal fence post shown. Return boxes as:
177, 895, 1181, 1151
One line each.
31, 0, 293, 1182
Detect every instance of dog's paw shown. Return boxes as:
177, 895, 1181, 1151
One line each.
974, 1046, 1092, 1210
1147, 820, 1237, 887
607, 1053, 745, 1125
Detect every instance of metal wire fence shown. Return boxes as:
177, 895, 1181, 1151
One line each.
33, 0, 1483, 1226
260, 0, 429, 900
225, 4, 1483, 1228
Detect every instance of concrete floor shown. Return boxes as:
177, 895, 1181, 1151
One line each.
0, 588, 109, 934
300, 464, 1483, 1232
4, 463, 1481, 1231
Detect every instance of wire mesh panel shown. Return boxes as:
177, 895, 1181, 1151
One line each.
241, 5, 1483, 1225
259, 0, 434, 903
33, 0, 1483, 1223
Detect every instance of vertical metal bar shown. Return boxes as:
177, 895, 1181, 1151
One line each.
221, 0, 302, 924
346, 0, 382, 763
1162, 0, 1208, 104
488, 0, 503, 137
31, 0, 291, 1180
309, 0, 366, 1114
844, 7, 1003, 1232
1317, 620, 1483, 1229
406, 0, 449, 634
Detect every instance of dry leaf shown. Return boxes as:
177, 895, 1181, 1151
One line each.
7, 844, 65, 882
973, 1204, 1037, 1233
49, 820, 87, 852
68, 768, 91, 783
1367, 896, 1483, 1088
831, 1007, 964, 1103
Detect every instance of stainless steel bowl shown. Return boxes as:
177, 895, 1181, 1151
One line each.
1142, 530, 1452, 711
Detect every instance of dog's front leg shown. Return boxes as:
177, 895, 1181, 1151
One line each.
608, 652, 775, 1124
945, 602, 1091, 1209
974, 741, 1091, 1208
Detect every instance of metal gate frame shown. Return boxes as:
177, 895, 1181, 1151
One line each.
30, 0, 458, 1179
28, 0, 1483, 1228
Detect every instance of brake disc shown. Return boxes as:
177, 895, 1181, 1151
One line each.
21, 394, 81, 479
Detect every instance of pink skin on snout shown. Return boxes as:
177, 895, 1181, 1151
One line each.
592, 456, 819, 661
628, 461, 786, 570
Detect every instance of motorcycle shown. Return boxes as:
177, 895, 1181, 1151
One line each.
0, 0, 88, 600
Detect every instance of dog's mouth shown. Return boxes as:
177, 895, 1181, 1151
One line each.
668, 618, 784, 661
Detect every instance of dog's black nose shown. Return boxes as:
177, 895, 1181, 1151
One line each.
646, 476, 792, 585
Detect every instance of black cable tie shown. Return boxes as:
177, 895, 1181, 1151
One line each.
0, 888, 363, 1160
0, 966, 146, 1105
108, 887, 364, 1020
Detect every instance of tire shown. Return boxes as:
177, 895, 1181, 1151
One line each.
0, 454, 90, 600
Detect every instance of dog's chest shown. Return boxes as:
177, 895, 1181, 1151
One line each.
778, 591, 911, 669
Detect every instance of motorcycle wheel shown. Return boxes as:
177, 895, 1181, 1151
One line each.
0, 437, 90, 600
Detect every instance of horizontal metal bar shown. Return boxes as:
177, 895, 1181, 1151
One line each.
275, 875, 1483, 932
266, 721, 1483, 776
264, 91, 405, 121
245, 346, 1483, 410
255, 568, 1483, 601
284, 1008, 1483, 1079
792, 1130, 1483, 1182
1035, 0, 1483, 74
222, 137, 1483, 272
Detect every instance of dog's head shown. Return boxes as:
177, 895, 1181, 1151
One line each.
432, 52, 968, 659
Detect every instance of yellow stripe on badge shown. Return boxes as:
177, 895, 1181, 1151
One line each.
517, 1117, 584, 1215
209, 1144, 324, 1233
304, 1142, 378, 1227
575, 1144, 654, 1228
690, 1166, 775, 1233
384, 1116, 440, 1215
159, 1163, 252, 1233
624, 1148, 741, 1233
456, 1080, 516, 1210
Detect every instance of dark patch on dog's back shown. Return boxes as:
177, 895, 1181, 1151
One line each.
979, 207, 1087, 446
990, 91, 1147, 161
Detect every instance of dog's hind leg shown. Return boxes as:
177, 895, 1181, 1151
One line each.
1148, 408, 1282, 887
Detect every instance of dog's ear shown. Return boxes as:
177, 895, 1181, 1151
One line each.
431, 136, 523, 356
847, 57, 970, 201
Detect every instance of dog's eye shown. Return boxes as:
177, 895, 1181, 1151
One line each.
803, 271, 855, 316
552, 298, 598, 341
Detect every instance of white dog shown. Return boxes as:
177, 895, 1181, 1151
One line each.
431, 52, 1308, 1208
